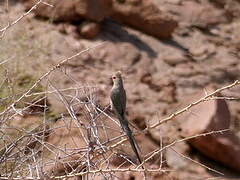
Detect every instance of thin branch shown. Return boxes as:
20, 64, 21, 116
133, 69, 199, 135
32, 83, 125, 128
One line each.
0, 42, 105, 116
0, 0, 52, 38
136, 129, 229, 172
148, 80, 240, 130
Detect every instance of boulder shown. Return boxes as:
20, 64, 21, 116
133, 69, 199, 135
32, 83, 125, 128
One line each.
111, 0, 178, 39
78, 21, 100, 39
21, 0, 112, 22
21, 0, 177, 39
181, 86, 240, 172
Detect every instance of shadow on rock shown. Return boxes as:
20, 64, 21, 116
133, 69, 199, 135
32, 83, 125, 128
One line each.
101, 19, 157, 58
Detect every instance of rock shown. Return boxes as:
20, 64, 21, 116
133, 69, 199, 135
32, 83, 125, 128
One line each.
189, 43, 216, 61
22, 0, 177, 39
213, 0, 240, 19
58, 23, 78, 36
43, 117, 87, 176
78, 21, 100, 39
180, 86, 240, 172
22, 0, 112, 22
0, 114, 50, 159
170, 1, 227, 28
176, 75, 210, 89
163, 51, 188, 65
43, 113, 158, 176
111, 0, 178, 39
173, 63, 203, 77
166, 143, 189, 170
159, 85, 176, 103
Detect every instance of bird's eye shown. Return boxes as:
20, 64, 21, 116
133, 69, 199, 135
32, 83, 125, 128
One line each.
112, 76, 116, 79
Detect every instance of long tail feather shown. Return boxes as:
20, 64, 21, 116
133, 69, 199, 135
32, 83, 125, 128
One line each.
118, 115, 142, 164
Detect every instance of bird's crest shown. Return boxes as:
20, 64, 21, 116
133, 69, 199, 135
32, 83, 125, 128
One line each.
112, 71, 122, 79
115, 71, 122, 78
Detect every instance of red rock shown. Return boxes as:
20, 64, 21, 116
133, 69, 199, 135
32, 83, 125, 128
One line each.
181, 86, 240, 172
22, 0, 177, 39
111, 0, 178, 39
78, 21, 100, 39
21, 0, 112, 22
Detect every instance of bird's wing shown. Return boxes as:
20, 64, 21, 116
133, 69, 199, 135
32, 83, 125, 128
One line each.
121, 88, 126, 115
110, 88, 126, 117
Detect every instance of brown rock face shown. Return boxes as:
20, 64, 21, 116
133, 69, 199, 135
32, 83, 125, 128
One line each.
22, 0, 177, 39
111, 0, 178, 39
22, 0, 112, 22
78, 21, 100, 39
181, 87, 240, 172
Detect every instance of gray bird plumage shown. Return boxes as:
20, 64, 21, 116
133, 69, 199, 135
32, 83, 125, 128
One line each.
110, 71, 142, 164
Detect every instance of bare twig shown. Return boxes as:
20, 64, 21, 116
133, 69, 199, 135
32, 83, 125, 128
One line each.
0, 0, 53, 38
148, 80, 240, 130
0, 42, 105, 116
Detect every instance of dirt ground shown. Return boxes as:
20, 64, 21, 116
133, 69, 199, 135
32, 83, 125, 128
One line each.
0, 0, 240, 179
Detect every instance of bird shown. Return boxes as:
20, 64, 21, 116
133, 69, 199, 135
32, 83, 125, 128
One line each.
110, 71, 142, 164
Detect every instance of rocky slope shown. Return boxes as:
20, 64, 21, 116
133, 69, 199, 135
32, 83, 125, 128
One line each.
1, 0, 240, 179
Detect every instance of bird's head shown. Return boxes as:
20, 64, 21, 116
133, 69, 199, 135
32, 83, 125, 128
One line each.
112, 71, 123, 86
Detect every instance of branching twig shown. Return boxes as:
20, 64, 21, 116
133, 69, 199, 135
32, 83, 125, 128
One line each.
136, 129, 229, 171
0, 0, 53, 38
0, 42, 105, 116
148, 80, 240, 130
